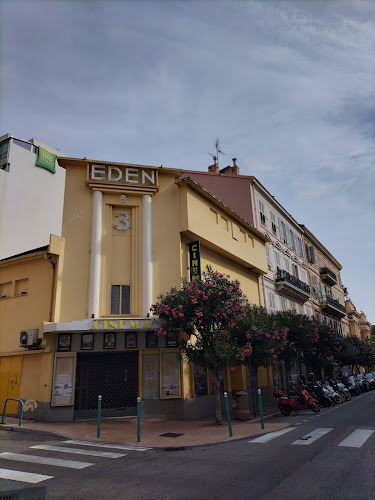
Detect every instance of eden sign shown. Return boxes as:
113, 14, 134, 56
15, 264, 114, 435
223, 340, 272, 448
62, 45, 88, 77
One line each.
90, 164, 156, 186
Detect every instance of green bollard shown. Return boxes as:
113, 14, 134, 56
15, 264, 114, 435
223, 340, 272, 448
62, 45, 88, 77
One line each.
224, 392, 233, 437
137, 397, 141, 442
258, 389, 264, 430
97, 395, 102, 438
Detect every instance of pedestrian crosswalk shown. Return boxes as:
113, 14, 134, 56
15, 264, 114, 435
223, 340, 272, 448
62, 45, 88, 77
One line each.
0, 439, 152, 485
248, 427, 375, 449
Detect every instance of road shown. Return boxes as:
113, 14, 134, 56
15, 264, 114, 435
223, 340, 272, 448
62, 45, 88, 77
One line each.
1, 391, 374, 499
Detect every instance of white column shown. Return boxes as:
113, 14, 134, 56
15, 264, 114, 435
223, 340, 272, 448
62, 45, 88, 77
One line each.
88, 190, 102, 318
143, 194, 152, 317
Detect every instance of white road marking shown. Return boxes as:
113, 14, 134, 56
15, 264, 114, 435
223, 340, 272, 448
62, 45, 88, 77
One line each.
338, 429, 374, 448
291, 428, 333, 445
0, 468, 53, 484
0, 452, 92, 469
30, 445, 125, 459
249, 427, 296, 443
64, 440, 151, 452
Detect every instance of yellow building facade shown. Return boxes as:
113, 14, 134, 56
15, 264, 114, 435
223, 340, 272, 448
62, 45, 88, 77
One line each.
1, 158, 268, 421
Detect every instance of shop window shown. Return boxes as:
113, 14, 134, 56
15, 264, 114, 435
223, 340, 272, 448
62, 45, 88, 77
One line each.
15, 278, 28, 296
111, 285, 130, 314
194, 363, 208, 397
142, 354, 160, 400
160, 350, 181, 399
0, 281, 13, 299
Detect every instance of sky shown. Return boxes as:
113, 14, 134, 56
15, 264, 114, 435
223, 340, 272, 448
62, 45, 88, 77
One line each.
1, 0, 374, 323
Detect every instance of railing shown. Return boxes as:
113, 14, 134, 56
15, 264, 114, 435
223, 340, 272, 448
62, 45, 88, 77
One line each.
320, 267, 337, 281
1, 398, 24, 426
276, 268, 310, 294
319, 295, 346, 314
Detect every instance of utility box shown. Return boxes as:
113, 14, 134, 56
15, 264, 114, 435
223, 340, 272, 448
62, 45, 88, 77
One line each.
234, 391, 252, 420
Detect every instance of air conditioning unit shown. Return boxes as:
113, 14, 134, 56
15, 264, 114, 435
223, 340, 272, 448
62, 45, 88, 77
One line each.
19, 329, 39, 348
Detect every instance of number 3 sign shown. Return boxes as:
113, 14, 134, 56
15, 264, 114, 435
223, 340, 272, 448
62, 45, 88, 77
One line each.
114, 211, 130, 231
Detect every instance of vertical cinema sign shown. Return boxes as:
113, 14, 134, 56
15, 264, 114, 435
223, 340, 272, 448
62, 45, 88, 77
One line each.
188, 241, 201, 281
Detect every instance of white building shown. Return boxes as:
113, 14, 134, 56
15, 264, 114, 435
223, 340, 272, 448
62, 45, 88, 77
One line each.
250, 179, 313, 317
0, 134, 67, 259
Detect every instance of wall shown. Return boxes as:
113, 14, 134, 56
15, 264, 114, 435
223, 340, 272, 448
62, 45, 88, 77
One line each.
0, 138, 66, 260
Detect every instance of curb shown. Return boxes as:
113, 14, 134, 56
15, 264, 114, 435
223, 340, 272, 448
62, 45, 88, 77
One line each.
0, 410, 284, 449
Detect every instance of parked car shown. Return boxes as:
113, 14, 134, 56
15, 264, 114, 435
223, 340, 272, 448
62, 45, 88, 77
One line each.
364, 373, 375, 390
355, 373, 370, 392
341, 376, 361, 396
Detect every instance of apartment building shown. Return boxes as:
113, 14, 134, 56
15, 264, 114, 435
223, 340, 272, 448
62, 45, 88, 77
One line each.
300, 226, 348, 335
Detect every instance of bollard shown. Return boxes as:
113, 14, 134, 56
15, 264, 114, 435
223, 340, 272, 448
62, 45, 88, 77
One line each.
224, 392, 233, 437
258, 389, 264, 430
137, 397, 141, 442
97, 395, 102, 438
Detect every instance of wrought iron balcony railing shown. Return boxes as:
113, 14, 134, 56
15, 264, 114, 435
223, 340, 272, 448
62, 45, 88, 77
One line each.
276, 268, 311, 295
318, 295, 346, 314
320, 266, 337, 281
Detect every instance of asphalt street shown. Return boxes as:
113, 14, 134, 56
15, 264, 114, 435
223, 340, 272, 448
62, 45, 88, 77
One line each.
0, 391, 374, 500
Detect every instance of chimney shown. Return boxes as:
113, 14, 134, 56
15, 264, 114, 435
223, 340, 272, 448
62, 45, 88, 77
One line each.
219, 158, 240, 176
208, 156, 219, 174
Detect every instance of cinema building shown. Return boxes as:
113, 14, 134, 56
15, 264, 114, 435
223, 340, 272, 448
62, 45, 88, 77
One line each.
1, 155, 268, 421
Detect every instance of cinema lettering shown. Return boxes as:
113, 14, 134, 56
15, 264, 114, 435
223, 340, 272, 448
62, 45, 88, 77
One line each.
90, 163, 157, 186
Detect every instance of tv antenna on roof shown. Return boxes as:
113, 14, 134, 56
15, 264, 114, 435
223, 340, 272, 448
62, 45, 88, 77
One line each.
208, 138, 225, 167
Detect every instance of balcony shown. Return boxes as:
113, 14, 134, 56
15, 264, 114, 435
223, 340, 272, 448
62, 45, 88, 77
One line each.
319, 295, 347, 319
320, 267, 337, 286
275, 268, 311, 303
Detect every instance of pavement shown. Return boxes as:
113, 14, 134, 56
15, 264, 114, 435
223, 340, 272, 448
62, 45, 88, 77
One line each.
0, 405, 289, 449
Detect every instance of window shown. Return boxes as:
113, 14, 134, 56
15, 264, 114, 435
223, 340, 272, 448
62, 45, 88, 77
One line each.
318, 254, 323, 269
280, 296, 287, 311
160, 351, 181, 398
279, 219, 287, 244
284, 256, 290, 273
15, 278, 28, 296
274, 248, 281, 268
259, 199, 266, 226
0, 281, 13, 299
266, 243, 273, 270
300, 268, 306, 283
298, 304, 304, 315
292, 263, 299, 279
296, 237, 303, 257
267, 290, 277, 313
111, 285, 130, 314
307, 245, 316, 264
0, 139, 10, 171
270, 211, 277, 235
289, 230, 296, 252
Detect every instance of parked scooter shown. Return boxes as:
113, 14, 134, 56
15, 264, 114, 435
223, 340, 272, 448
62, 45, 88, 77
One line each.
323, 380, 342, 404
306, 380, 332, 407
273, 383, 320, 416
316, 380, 335, 405
331, 380, 352, 402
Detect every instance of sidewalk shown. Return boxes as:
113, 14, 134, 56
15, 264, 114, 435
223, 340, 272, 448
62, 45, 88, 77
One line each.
0, 411, 289, 448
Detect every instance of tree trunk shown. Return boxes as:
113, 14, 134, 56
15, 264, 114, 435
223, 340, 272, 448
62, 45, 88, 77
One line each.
211, 370, 223, 425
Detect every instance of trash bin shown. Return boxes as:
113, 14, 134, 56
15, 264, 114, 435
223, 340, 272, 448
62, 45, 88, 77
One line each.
234, 391, 252, 420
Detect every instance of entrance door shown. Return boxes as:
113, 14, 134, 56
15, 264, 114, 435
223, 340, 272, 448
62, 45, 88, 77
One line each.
74, 351, 138, 419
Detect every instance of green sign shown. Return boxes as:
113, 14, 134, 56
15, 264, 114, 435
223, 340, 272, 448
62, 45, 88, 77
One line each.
36, 146, 57, 173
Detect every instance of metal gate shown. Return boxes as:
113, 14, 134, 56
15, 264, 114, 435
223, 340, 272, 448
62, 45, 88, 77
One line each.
74, 351, 138, 420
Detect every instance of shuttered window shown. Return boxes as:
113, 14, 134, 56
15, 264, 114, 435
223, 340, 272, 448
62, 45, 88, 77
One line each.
111, 285, 130, 314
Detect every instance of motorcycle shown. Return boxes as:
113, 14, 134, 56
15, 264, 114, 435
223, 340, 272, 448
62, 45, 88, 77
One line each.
332, 378, 351, 402
329, 378, 346, 403
273, 385, 320, 416
323, 380, 342, 404
306, 380, 332, 407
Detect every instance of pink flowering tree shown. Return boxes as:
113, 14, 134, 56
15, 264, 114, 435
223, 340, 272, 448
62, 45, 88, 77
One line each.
150, 266, 248, 424
234, 306, 288, 368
